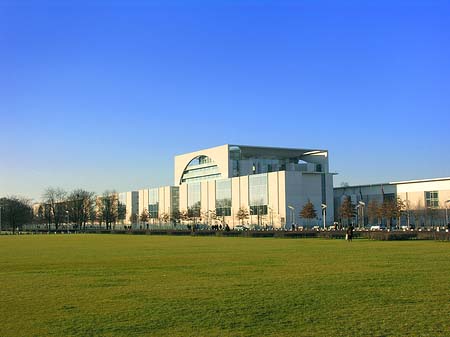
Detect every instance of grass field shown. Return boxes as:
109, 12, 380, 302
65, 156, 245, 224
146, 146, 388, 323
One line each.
0, 235, 449, 337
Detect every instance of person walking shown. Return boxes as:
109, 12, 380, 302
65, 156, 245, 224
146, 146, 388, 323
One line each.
346, 224, 354, 242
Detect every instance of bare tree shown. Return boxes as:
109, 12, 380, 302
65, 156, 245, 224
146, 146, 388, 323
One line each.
97, 191, 119, 229
236, 207, 249, 226
159, 212, 170, 224
42, 187, 67, 231
117, 201, 126, 225
179, 209, 190, 223
140, 209, 149, 223
171, 209, 180, 227
129, 212, 138, 226
339, 196, 355, 227
34, 204, 46, 227
367, 200, 380, 225
67, 189, 95, 231
394, 198, 406, 229
381, 199, 396, 230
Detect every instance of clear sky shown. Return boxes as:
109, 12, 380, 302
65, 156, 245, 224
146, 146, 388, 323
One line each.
1, 0, 449, 201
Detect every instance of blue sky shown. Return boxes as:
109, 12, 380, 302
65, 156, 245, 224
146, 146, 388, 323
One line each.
1, 0, 449, 201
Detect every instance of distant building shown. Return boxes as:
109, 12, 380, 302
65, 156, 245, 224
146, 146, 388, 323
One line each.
120, 144, 334, 229
334, 177, 450, 227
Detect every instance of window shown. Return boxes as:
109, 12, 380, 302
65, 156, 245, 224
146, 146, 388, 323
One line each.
148, 188, 159, 219
249, 174, 268, 215
216, 179, 231, 217
383, 193, 395, 202
425, 191, 439, 208
188, 183, 201, 217
250, 205, 267, 216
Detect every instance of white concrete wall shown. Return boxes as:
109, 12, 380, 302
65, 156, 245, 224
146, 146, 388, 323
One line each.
207, 180, 216, 215
178, 183, 188, 212
138, 189, 149, 216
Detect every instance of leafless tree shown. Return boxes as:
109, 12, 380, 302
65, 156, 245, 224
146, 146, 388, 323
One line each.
97, 191, 119, 229
367, 200, 380, 225
67, 189, 95, 231
339, 196, 355, 227
236, 207, 249, 225
42, 187, 67, 231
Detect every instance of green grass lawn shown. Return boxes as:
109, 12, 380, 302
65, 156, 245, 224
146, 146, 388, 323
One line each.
0, 235, 449, 337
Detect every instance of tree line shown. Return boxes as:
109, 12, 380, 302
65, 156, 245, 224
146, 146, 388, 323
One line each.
0, 188, 128, 232
338, 196, 447, 229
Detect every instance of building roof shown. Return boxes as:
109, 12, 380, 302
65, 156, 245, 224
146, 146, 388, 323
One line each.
390, 177, 450, 185
334, 176, 450, 189
229, 144, 328, 159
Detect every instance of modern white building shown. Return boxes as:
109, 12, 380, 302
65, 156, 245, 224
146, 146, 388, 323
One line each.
120, 144, 335, 229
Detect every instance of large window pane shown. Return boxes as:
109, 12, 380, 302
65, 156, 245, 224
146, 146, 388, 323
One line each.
148, 188, 159, 219
188, 183, 201, 217
249, 174, 268, 215
216, 179, 231, 217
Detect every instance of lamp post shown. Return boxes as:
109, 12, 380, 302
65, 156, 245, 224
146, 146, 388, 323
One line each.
287, 205, 295, 230
0, 205, 2, 233
268, 206, 274, 229
445, 200, 450, 226
321, 204, 327, 230
358, 201, 365, 229
65, 210, 69, 233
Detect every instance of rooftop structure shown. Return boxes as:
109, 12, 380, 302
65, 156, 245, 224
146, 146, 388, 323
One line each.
174, 144, 329, 185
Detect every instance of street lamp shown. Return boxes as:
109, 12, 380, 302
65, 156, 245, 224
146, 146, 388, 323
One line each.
287, 205, 295, 230
268, 206, 274, 229
445, 200, 450, 226
321, 204, 327, 230
357, 201, 365, 229
0, 205, 2, 233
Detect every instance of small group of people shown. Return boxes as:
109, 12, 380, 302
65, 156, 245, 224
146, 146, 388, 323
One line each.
211, 224, 230, 231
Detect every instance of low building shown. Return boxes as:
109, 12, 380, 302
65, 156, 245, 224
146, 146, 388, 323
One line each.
333, 177, 450, 228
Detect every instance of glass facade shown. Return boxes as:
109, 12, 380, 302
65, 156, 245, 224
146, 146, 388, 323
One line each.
249, 174, 268, 215
188, 182, 201, 217
230, 146, 241, 177
148, 188, 159, 219
425, 191, 439, 208
170, 187, 179, 216
215, 179, 231, 216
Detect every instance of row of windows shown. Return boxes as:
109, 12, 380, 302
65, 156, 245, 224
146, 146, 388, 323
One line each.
186, 175, 269, 214
342, 191, 443, 210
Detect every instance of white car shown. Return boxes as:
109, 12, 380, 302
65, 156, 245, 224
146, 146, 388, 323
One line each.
234, 225, 250, 231
370, 225, 386, 231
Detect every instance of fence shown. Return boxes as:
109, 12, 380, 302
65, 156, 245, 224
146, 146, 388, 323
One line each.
9, 228, 450, 241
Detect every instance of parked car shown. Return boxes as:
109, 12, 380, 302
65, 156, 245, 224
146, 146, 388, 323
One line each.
234, 224, 250, 231
370, 224, 386, 231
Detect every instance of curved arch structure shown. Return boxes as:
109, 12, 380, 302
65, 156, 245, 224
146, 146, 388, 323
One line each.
174, 145, 230, 186
179, 155, 222, 184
